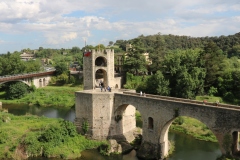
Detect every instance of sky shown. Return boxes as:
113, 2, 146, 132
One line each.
0, 0, 240, 53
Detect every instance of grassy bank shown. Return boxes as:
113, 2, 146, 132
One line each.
171, 116, 217, 142
0, 85, 83, 108
0, 110, 106, 159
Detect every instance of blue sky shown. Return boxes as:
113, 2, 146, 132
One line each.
0, 0, 240, 53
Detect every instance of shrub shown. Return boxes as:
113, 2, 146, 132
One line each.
98, 143, 110, 156
29, 85, 37, 92
175, 117, 184, 125
49, 76, 57, 84
23, 132, 42, 156
0, 131, 8, 144
5, 82, 29, 99
208, 86, 218, 96
59, 120, 77, 137
68, 75, 76, 84
82, 118, 89, 135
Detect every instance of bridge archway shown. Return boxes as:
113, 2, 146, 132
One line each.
39, 79, 42, 88
43, 78, 46, 86
114, 104, 136, 137
159, 116, 219, 157
95, 69, 108, 87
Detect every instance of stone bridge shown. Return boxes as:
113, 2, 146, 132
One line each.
75, 89, 240, 159
0, 70, 55, 88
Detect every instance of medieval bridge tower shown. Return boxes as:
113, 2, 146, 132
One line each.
83, 49, 121, 90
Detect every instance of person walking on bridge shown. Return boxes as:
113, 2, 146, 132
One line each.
100, 82, 106, 92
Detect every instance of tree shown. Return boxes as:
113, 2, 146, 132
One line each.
54, 62, 68, 76
229, 45, 240, 58
94, 44, 105, 50
145, 71, 170, 95
200, 41, 226, 89
123, 39, 148, 75
5, 82, 29, 99
108, 41, 114, 46
163, 49, 206, 98
149, 35, 167, 73
70, 46, 81, 54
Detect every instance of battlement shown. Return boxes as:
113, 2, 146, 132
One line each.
90, 49, 114, 55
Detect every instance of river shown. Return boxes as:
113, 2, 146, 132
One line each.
3, 104, 222, 160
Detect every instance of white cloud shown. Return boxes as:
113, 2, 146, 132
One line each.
45, 32, 77, 45
0, 0, 239, 52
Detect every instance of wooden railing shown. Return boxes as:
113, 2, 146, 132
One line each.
122, 91, 240, 110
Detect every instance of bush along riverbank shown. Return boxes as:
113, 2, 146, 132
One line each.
0, 110, 107, 159
0, 86, 83, 109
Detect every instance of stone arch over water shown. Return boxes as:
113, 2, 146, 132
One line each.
114, 104, 136, 137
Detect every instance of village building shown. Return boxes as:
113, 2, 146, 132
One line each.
20, 52, 35, 61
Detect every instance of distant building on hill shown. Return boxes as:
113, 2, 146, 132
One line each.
20, 52, 35, 61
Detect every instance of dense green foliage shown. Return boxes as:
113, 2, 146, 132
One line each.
0, 52, 41, 76
114, 32, 240, 103
116, 32, 240, 58
0, 111, 106, 159
123, 45, 240, 104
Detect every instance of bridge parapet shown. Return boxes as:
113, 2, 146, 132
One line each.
0, 70, 55, 82
122, 91, 240, 110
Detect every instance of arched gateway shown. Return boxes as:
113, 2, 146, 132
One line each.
75, 49, 240, 159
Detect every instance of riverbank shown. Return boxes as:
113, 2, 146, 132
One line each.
0, 110, 106, 159
171, 116, 217, 142
0, 85, 83, 108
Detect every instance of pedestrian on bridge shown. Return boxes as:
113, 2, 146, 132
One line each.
100, 82, 106, 92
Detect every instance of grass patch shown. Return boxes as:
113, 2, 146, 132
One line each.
196, 96, 223, 103
0, 86, 83, 108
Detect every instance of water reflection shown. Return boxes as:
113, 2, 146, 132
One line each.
167, 131, 221, 160
3, 104, 75, 122
78, 149, 139, 160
